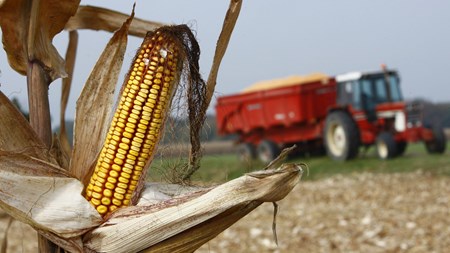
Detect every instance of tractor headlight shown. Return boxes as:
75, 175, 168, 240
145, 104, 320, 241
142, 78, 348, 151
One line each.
395, 111, 406, 132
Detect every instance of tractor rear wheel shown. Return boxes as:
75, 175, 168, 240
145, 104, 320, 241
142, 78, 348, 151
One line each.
237, 143, 257, 162
376, 132, 397, 159
425, 126, 447, 154
257, 140, 280, 163
324, 111, 360, 161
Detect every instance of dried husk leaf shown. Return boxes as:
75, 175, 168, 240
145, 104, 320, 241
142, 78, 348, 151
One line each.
0, 91, 56, 164
0, 152, 102, 238
205, 0, 242, 106
65, 5, 165, 38
0, 0, 80, 81
50, 133, 70, 170
59, 31, 79, 159
70, 10, 133, 185
0, 0, 28, 77
143, 202, 260, 253
84, 164, 302, 253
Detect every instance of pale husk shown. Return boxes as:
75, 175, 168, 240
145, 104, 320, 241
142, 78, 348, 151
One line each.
0, 152, 102, 238
84, 164, 302, 253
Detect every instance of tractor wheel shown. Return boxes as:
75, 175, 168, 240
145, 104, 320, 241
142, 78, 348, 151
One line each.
257, 140, 280, 163
396, 141, 408, 157
425, 126, 447, 154
376, 132, 397, 159
237, 143, 257, 162
324, 111, 360, 161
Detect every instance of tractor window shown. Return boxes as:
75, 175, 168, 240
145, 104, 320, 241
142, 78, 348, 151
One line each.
388, 76, 403, 102
375, 79, 388, 103
337, 81, 355, 106
361, 73, 403, 105
361, 79, 376, 111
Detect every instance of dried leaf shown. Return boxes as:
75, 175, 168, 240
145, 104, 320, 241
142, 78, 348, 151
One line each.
84, 164, 302, 253
59, 31, 79, 158
50, 134, 70, 170
70, 9, 134, 185
264, 145, 297, 170
65, 5, 165, 38
0, 0, 80, 81
272, 202, 279, 246
205, 0, 242, 106
0, 0, 29, 76
0, 151, 102, 238
0, 91, 56, 164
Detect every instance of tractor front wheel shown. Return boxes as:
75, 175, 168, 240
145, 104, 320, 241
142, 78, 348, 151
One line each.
376, 132, 397, 159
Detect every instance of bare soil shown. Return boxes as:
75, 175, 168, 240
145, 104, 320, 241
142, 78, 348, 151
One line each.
1, 171, 449, 252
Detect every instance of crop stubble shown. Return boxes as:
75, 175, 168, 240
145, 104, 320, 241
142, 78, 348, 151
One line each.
1, 171, 449, 252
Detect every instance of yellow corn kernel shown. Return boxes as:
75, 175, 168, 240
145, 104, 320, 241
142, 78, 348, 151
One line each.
112, 199, 122, 206
84, 27, 183, 217
109, 205, 118, 212
103, 189, 113, 198
101, 197, 111, 206
97, 205, 108, 215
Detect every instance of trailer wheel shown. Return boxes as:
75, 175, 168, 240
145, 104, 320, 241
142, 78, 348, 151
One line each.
376, 132, 397, 159
396, 141, 407, 156
237, 143, 257, 162
425, 126, 447, 154
257, 140, 280, 163
324, 111, 360, 161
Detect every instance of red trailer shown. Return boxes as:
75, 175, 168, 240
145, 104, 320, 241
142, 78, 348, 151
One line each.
216, 69, 446, 162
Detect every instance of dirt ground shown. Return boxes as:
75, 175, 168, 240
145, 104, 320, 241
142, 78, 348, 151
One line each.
1, 171, 449, 252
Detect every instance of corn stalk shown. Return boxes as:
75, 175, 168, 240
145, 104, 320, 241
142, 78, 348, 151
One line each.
0, 1, 304, 252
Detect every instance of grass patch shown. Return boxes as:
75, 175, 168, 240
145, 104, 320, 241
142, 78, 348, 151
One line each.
148, 142, 449, 183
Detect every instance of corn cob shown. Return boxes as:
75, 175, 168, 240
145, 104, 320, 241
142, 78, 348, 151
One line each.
85, 29, 181, 216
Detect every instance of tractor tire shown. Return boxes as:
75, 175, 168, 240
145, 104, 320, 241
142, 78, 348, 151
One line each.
396, 141, 408, 157
376, 132, 397, 160
237, 143, 257, 162
425, 126, 447, 154
324, 111, 360, 161
257, 140, 280, 163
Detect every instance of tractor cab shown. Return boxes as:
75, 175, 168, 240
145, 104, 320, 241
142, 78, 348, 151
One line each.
336, 70, 403, 113
335, 70, 406, 130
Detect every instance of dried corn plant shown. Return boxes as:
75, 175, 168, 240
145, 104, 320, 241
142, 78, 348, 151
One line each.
0, 1, 303, 253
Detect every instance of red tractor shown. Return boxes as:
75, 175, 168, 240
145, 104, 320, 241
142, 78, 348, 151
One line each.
215, 68, 446, 162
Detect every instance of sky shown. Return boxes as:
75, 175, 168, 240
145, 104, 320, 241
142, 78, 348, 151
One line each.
1, 0, 450, 129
